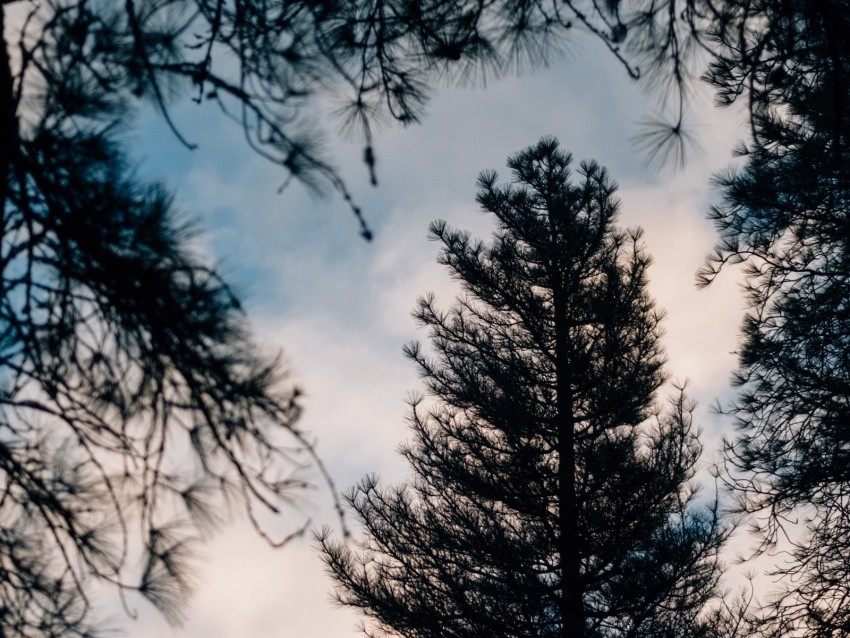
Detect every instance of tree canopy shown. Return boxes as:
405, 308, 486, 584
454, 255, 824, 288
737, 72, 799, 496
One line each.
319, 138, 729, 638
697, 4, 850, 634
6, 1, 841, 209
0, 2, 333, 634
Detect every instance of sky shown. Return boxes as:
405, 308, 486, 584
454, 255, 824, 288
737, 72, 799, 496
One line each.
87, 30, 750, 638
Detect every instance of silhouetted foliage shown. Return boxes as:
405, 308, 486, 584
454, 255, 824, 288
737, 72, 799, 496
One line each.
0, 3, 332, 635
342, 0, 848, 171
319, 138, 729, 638
697, 4, 850, 636
3, 1, 839, 239
4, 1, 835, 219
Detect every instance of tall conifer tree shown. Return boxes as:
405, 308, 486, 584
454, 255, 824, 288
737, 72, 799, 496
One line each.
699, 5, 850, 633
319, 138, 728, 637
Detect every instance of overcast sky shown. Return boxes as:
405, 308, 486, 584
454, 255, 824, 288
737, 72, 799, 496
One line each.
106, 34, 751, 638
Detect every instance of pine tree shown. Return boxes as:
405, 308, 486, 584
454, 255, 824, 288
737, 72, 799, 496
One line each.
0, 131, 319, 637
698, 4, 850, 634
319, 138, 728, 638
1, 2, 329, 630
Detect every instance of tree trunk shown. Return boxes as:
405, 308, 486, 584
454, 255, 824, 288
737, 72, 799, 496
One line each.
553, 261, 584, 638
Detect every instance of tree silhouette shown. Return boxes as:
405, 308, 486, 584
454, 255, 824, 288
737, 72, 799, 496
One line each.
698, 4, 850, 635
319, 138, 729, 638
0, 3, 339, 634
0, 125, 326, 637
4, 1, 833, 213
342, 0, 849, 171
